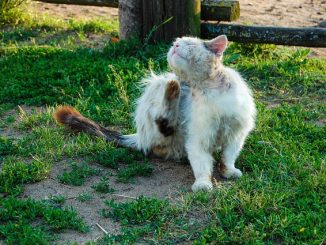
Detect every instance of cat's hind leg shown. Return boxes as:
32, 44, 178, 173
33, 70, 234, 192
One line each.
155, 80, 180, 137
220, 134, 246, 178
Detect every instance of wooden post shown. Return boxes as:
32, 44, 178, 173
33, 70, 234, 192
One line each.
119, 0, 142, 40
201, 0, 240, 21
141, 0, 201, 43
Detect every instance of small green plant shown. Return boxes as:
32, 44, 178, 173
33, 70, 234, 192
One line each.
57, 163, 99, 186
92, 176, 115, 194
0, 197, 87, 243
43, 206, 88, 232
117, 162, 153, 183
99, 226, 151, 244
0, 0, 29, 26
48, 195, 66, 206
93, 148, 134, 169
4, 115, 15, 124
0, 136, 17, 156
102, 196, 170, 225
17, 107, 52, 130
77, 192, 93, 202
0, 158, 50, 195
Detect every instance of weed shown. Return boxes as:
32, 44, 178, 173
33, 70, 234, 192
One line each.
0, 158, 50, 195
0, 136, 17, 155
99, 226, 150, 244
103, 196, 170, 225
0, 103, 14, 117
48, 195, 66, 206
17, 106, 52, 130
0, 223, 51, 244
43, 206, 88, 232
117, 162, 154, 183
0, 0, 29, 26
92, 176, 115, 194
0, 197, 87, 243
77, 192, 93, 202
93, 147, 133, 169
57, 163, 99, 186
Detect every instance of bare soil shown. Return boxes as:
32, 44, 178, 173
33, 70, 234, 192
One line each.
23, 159, 195, 242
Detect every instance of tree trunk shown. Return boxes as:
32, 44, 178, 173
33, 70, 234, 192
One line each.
119, 0, 142, 40
141, 0, 201, 43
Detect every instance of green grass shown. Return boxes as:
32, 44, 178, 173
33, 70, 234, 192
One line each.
117, 162, 154, 183
92, 176, 115, 194
77, 192, 93, 202
0, 9, 325, 244
57, 163, 99, 186
0, 0, 29, 26
92, 147, 144, 169
0, 136, 17, 155
0, 197, 88, 243
0, 158, 50, 195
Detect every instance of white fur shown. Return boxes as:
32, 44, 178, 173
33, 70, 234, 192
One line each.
124, 35, 256, 192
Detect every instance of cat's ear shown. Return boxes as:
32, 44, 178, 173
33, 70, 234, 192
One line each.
205, 35, 228, 56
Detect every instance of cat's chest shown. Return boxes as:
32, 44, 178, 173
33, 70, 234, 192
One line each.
191, 88, 231, 115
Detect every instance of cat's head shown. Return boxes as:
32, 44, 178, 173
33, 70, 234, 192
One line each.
167, 35, 228, 82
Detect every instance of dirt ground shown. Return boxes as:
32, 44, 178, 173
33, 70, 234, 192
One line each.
23, 159, 195, 243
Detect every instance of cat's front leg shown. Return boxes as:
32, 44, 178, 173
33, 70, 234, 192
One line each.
187, 146, 214, 191
220, 135, 246, 178
185, 105, 217, 192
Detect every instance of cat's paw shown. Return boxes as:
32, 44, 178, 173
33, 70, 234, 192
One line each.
192, 178, 213, 192
221, 168, 243, 179
165, 80, 180, 100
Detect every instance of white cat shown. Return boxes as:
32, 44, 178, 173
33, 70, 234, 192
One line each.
54, 35, 256, 192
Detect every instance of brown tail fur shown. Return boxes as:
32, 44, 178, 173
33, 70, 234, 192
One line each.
53, 106, 123, 145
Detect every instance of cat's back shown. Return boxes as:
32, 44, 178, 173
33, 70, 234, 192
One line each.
223, 66, 256, 124
224, 67, 252, 95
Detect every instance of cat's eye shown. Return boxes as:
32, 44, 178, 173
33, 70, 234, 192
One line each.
185, 43, 196, 47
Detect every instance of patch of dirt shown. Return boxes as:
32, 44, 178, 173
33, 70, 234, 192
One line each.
0, 105, 44, 139
23, 159, 197, 243
236, 0, 325, 27
315, 118, 325, 127
31, 2, 118, 21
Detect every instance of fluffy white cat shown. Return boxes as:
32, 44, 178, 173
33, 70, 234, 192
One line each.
54, 35, 256, 192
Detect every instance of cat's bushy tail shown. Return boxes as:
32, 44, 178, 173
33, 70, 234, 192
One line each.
53, 106, 138, 149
